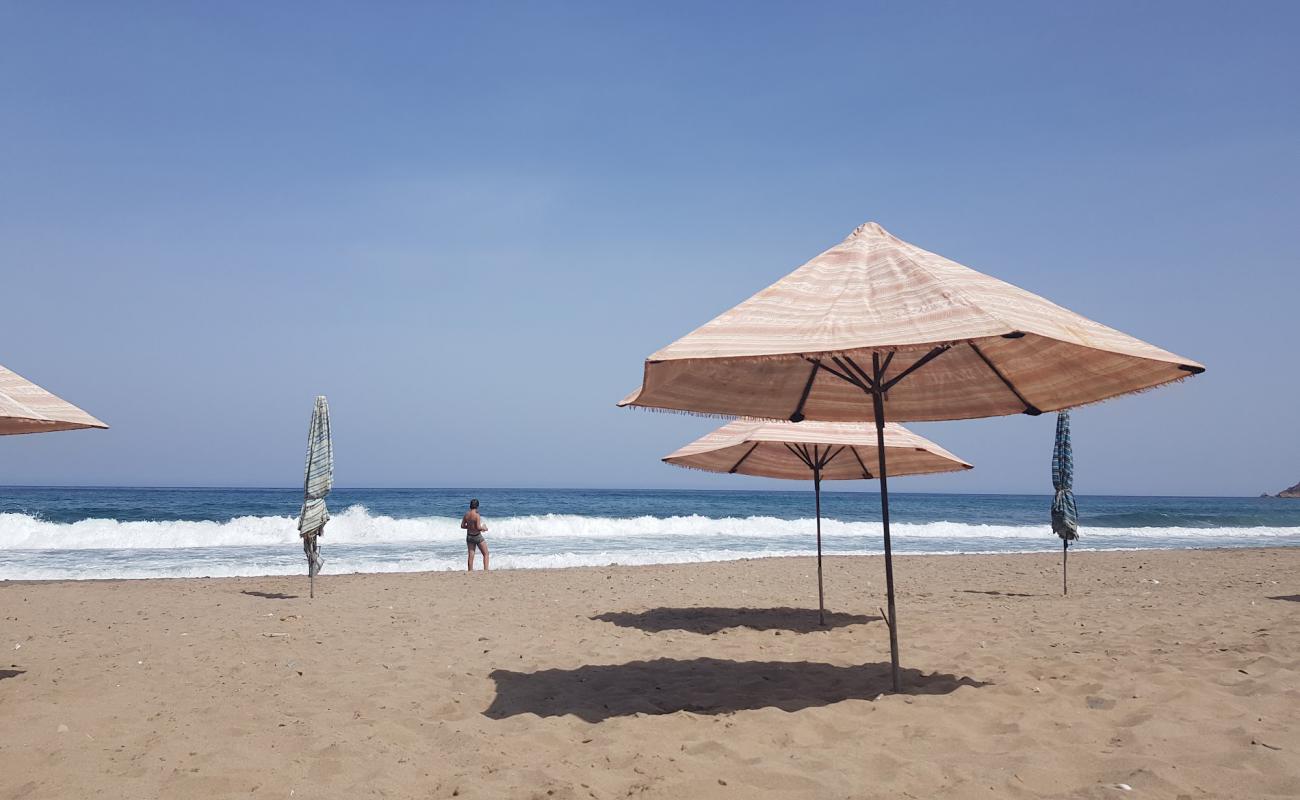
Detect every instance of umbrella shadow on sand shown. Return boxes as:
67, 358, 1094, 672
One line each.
0, 669, 24, 681
240, 591, 299, 600
484, 658, 987, 722
1268, 595, 1300, 603
592, 607, 877, 634
959, 590, 1041, 598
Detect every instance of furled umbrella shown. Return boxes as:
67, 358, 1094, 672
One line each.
1052, 411, 1079, 595
1, 363, 107, 435
298, 396, 332, 599
663, 419, 972, 625
620, 221, 1203, 691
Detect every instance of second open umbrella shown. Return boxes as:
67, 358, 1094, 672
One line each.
662, 419, 971, 626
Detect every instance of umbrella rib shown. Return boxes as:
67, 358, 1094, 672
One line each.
822, 357, 869, 391
789, 361, 820, 422
821, 445, 846, 470
878, 350, 896, 379
784, 442, 815, 470
839, 356, 877, 391
880, 345, 952, 393
727, 442, 761, 474
849, 446, 874, 479
967, 342, 1043, 415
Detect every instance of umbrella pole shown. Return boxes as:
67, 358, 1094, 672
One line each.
872, 354, 901, 693
814, 465, 825, 626
1063, 539, 1068, 596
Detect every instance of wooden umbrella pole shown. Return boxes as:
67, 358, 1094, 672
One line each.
814, 465, 825, 626
872, 353, 901, 693
1063, 539, 1068, 596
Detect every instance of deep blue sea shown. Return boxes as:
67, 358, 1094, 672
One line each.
1, 487, 1297, 580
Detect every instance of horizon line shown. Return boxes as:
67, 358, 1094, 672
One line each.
0, 484, 1270, 500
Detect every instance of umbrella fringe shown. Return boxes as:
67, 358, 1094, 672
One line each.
626, 405, 745, 421
1045, 369, 1199, 413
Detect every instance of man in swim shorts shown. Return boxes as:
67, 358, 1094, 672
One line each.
460, 498, 489, 571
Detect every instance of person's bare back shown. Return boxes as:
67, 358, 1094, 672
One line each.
461, 509, 485, 534
460, 499, 489, 571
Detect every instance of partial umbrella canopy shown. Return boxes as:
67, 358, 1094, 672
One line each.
663, 419, 971, 480
0, 364, 107, 435
620, 221, 1203, 691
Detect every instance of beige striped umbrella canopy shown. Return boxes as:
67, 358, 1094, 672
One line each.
620, 222, 1203, 421
0, 364, 107, 435
621, 221, 1204, 691
664, 419, 971, 625
664, 419, 970, 480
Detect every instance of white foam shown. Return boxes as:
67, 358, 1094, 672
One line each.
2, 506, 1298, 551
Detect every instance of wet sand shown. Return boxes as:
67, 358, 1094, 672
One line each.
2, 548, 1298, 799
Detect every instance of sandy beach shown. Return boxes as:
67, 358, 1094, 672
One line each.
2, 548, 1298, 799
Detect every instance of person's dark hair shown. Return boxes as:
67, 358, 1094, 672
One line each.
469, 498, 479, 509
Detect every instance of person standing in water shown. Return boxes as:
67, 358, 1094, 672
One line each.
461, 498, 489, 571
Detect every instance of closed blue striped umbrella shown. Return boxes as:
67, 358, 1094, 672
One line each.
298, 396, 332, 597
1051, 410, 1078, 594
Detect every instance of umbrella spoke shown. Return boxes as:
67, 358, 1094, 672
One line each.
727, 442, 761, 474
849, 446, 873, 479
967, 342, 1042, 416
823, 356, 871, 391
880, 345, 951, 394
819, 445, 847, 470
789, 362, 820, 422
878, 350, 896, 379
783, 442, 815, 470
839, 355, 877, 391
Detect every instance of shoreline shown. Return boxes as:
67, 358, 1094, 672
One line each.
3, 548, 1298, 798
4, 544, 1300, 585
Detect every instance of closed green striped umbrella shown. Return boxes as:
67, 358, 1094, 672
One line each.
1051, 410, 1078, 595
298, 396, 332, 597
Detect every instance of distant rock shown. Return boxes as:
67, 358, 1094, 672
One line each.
1276, 481, 1300, 498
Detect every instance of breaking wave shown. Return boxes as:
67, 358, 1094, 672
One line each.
2, 504, 1299, 551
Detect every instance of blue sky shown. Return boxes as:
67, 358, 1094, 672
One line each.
1, 2, 1296, 495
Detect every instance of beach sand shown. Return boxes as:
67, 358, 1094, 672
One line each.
2, 548, 1298, 799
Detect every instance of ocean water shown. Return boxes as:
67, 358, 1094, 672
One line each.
0, 487, 1298, 581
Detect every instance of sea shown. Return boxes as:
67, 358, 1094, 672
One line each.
1, 487, 1298, 581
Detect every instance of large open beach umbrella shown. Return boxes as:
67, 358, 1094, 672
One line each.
298, 396, 332, 599
1052, 411, 1079, 596
0, 364, 107, 435
621, 221, 1203, 691
663, 419, 971, 624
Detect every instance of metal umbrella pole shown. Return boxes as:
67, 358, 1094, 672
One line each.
813, 460, 825, 626
815, 346, 952, 692
1063, 539, 1068, 596
307, 534, 318, 599
870, 354, 901, 693
783, 442, 849, 629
